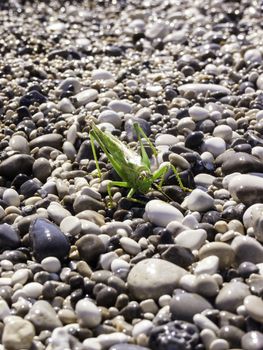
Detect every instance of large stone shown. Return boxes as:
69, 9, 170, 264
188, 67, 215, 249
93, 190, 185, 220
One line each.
127, 259, 187, 300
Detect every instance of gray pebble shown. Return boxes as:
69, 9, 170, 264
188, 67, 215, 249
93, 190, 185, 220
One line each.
127, 259, 187, 300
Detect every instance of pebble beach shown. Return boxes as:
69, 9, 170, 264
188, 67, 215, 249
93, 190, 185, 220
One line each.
0, 0, 263, 349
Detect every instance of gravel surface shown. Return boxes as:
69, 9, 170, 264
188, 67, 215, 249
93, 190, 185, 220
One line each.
0, 0, 263, 349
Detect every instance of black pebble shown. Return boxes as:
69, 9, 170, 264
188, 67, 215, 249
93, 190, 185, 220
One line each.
149, 320, 200, 350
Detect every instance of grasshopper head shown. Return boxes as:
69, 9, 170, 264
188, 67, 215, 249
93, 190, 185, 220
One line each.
137, 169, 152, 194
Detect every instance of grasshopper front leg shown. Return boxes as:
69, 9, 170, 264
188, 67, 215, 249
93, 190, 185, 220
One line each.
152, 163, 191, 192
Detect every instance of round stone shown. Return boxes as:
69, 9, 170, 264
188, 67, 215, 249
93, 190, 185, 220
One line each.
41, 257, 61, 273
231, 236, 263, 264
9, 135, 30, 154
242, 331, 263, 350
29, 134, 63, 150
75, 299, 101, 328
127, 259, 187, 300
215, 281, 250, 313
47, 202, 71, 225
74, 89, 98, 106
29, 218, 70, 262
189, 105, 209, 121
202, 137, 226, 157
170, 291, 212, 322
32, 157, 52, 182
76, 234, 105, 264
244, 295, 263, 323
60, 216, 81, 236
145, 200, 184, 227
3, 189, 20, 207
108, 100, 132, 113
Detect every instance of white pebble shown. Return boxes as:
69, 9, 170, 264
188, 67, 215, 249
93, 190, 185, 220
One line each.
60, 216, 81, 236
75, 299, 101, 328
202, 137, 226, 157
194, 256, 219, 275
97, 332, 130, 348
132, 320, 153, 338
3, 189, 20, 207
120, 237, 141, 255
209, 338, 229, 350
41, 257, 61, 273
184, 189, 214, 212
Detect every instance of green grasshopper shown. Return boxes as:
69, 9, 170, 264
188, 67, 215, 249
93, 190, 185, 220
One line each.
89, 122, 189, 206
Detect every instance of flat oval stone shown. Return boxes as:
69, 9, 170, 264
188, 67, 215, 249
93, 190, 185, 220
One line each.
215, 281, 250, 312
74, 89, 98, 106
178, 83, 230, 96
25, 300, 62, 332
189, 105, 209, 121
231, 236, 263, 264
29, 218, 70, 262
29, 134, 63, 150
92, 69, 114, 80
199, 242, 235, 268
145, 200, 184, 227
222, 152, 263, 175
127, 259, 187, 300
108, 100, 132, 113
242, 331, 263, 350
244, 295, 263, 323
170, 291, 213, 322
0, 154, 34, 179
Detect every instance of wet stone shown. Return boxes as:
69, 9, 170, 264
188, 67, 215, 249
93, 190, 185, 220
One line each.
222, 152, 263, 175
215, 281, 250, 313
242, 331, 263, 350
0, 224, 21, 251
29, 218, 70, 262
149, 320, 200, 350
0, 154, 34, 179
25, 300, 62, 332
170, 290, 212, 322
76, 234, 105, 264
29, 134, 63, 150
